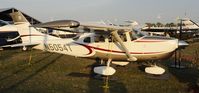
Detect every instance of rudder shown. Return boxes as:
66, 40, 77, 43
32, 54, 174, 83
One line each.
9, 11, 29, 24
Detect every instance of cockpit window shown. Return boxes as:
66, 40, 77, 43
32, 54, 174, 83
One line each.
130, 30, 145, 40
0, 20, 9, 27
129, 31, 137, 40
134, 30, 145, 38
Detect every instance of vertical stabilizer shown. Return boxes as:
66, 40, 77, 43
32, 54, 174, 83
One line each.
9, 11, 59, 45
10, 11, 29, 24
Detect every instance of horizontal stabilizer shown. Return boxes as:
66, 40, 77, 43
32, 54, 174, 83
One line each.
1, 43, 39, 48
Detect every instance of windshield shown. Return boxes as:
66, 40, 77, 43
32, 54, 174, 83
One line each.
130, 29, 145, 40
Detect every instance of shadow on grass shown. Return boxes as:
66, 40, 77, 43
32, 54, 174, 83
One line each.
0, 54, 63, 93
0, 49, 21, 61
137, 62, 171, 80
67, 72, 90, 78
167, 59, 199, 93
87, 62, 127, 93
67, 58, 127, 93
0, 53, 53, 81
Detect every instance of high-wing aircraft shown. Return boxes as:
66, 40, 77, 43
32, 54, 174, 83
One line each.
141, 19, 199, 39
2, 11, 183, 76
142, 19, 199, 31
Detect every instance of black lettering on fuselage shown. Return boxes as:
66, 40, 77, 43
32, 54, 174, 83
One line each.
44, 43, 72, 52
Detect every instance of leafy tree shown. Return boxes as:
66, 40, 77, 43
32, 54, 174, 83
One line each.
156, 22, 164, 27
145, 23, 153, 27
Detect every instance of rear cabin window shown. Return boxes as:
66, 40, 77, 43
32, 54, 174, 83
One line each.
108, 33, 127, 42
83, 37, 91, 43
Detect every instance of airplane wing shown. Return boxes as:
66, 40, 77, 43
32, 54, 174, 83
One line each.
33, 20, 80, 28
33, 20, 132, 33
80, 22, 132, 32
32, 20, 80, 33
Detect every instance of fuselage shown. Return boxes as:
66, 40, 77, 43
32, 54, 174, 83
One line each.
16, 23, 179, 62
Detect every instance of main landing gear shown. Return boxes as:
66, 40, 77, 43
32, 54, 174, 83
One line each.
145, 64, 165, 75
94, 59, 116, 76
93, 59, 116, 89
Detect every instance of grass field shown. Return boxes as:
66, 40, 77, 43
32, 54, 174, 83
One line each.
0, 42, 199, 93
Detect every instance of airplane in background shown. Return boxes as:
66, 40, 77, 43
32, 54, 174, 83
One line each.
0, 20, 22, 46
142, 19, 199, 31
2, 11, 186, 76
141, 19, 199, 40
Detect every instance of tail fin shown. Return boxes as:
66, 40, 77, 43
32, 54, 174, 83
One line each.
9, 11, 29, 24
9, 11, 59, 44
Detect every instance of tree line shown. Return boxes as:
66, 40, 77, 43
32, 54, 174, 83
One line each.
145, 22, 179, 27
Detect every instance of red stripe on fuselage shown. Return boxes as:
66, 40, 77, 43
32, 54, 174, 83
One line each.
134, 39, 166, 42
75, 43, 93, 55
75, 42, 163, 55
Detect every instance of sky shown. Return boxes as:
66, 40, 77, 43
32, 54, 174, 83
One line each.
0, 0, 199, 25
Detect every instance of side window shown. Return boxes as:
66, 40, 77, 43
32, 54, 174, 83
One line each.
99, 35, 105, 42
94, 36, 99, 42
84, 37, 91, 43
95, 35, 105, 43
120, 33, 127, 42
108, 36, 113, 42
108, 34, 127, 42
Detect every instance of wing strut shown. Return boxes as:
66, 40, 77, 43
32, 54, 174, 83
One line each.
111, 30, 137, 61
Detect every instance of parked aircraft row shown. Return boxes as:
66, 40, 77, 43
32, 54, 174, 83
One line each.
0, 11, 189, 76
141, 19, 199, 40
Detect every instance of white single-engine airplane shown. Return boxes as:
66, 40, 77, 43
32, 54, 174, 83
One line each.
2, 11, 182, 75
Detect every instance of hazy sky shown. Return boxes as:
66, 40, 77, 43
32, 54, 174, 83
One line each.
1, 0, 199, 25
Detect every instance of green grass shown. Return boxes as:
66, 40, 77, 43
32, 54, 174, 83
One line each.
0, 43, 199, 93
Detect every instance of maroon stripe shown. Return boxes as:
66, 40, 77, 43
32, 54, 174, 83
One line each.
75, 43, 163, 54
134, 40, 165, 42
76, 43, 93, 55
